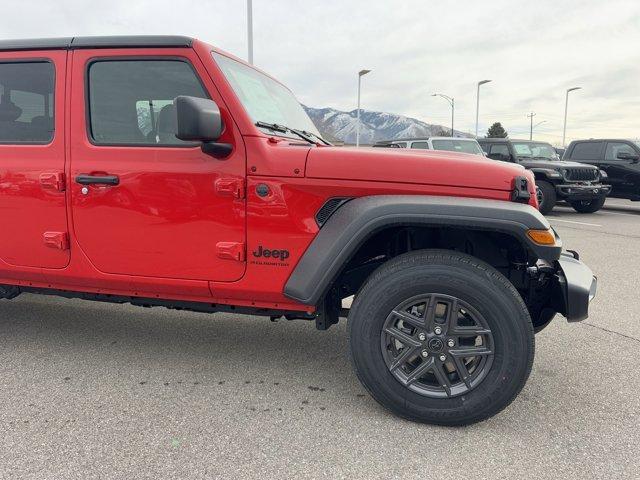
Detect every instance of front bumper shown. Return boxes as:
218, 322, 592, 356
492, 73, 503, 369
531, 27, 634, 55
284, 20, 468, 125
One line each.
555, 183, 611, 200
555, 252, 597, 322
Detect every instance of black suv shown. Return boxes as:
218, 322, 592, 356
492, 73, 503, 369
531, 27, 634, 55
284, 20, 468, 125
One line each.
478, 138, 611, 214
563, 139, 640, 201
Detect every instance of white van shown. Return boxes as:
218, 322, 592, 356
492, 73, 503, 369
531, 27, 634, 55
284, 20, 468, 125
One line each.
374, 137, 485, 156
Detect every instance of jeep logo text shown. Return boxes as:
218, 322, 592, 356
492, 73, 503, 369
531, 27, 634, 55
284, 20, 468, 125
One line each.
252, 246, 290, 261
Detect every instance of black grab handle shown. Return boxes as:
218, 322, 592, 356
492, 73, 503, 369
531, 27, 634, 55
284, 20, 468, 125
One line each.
75, 174, 120, 186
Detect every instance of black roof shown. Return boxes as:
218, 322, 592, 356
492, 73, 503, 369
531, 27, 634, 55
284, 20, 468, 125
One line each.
0, 36, 193, 52
477, 138, 551, 144
568, 138, 638, 143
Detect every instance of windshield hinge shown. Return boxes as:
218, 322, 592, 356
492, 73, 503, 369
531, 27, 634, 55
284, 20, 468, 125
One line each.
216, 241, 245, 262
215, 178, 245, 199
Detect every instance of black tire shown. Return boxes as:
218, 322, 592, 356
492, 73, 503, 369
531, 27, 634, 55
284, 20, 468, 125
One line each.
569, 196, 606, 213
531, 308, 556, 334
536, 180, 557, 215
348, 249, 534, 426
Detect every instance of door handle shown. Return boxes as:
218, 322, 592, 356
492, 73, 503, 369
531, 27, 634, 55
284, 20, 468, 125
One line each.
75, 174, 120, 186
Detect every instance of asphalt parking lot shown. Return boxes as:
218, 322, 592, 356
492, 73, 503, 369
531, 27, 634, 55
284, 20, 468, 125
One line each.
1, 198, 639, 480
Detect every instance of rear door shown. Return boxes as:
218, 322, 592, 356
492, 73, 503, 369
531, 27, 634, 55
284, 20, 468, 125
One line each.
0, 51, 69, 269
68, 48, 246, 282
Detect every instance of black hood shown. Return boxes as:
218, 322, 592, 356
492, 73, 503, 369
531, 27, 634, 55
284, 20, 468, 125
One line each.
518, 158, 598, 170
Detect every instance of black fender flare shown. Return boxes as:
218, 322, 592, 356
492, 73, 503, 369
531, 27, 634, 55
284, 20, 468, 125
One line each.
529, 168, 561, 183
283, 195, 561, 305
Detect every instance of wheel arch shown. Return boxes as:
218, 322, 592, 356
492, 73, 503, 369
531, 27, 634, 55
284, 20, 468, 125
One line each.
284, 195, 561, 306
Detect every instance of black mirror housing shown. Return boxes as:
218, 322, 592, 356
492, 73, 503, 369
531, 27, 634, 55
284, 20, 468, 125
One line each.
617, 151, 640, 162
175, 96, 223, 142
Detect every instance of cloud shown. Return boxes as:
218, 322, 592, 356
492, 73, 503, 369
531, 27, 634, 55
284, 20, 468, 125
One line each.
2, 0, 638, 144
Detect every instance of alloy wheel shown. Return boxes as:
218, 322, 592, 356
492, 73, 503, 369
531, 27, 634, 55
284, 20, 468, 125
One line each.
380, 294, 495, 398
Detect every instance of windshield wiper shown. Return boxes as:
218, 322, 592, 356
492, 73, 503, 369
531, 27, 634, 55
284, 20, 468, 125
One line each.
255, 121, 318, 144
300, 129, 331, 146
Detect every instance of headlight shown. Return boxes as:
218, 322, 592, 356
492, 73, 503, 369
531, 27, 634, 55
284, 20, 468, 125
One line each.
599, 169, 608, 179
541, 168, 562, 178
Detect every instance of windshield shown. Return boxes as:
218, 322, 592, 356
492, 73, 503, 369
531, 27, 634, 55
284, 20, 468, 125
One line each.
431, 139, 484, 155
512, 142, 558, 160
635, 141, 640, 149
212, 52, 321, 138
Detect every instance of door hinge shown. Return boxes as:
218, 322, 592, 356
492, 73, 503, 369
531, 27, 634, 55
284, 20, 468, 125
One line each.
216, 241, 245, 262
215, 178, 245, 199
43, 232, 70, 250
39, 172, 66, 192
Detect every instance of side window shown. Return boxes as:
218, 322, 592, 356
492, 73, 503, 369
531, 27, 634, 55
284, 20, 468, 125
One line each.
479, 143, 490, 154
489, 144, 510, 159
88, 59, 208, 146
0, 61, 55, 143
605, 142, 636, 161
571, 142, 603, 160
431, 140, 455, 151
410, 141, 429, 149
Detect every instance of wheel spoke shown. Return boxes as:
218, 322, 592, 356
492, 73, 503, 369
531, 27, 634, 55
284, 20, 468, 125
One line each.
451, 326, 491, 337
404, 356, 434, 386
432, 360, 452, 396
391, 308, 425, 329
389, 345, 419, 371
384, 327, 421, 348
423, 296, 437, 332
452, 356, 471, 388
449, 346, 493, 358
444, 298, 459, 334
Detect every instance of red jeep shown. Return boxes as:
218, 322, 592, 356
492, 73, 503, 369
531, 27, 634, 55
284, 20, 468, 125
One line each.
0, 36, 596, 425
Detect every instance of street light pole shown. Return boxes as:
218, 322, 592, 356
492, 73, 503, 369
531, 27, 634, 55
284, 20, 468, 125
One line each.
356, 69, 371, 147
431, 93, 455, 136
526, 112, 536, 140
247, 0, 253, 64
531, 120, 546, 140
475, 80, 492, 137
562, 87, 581, 147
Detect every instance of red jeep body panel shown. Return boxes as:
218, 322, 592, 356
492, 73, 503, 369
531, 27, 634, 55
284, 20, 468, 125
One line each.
0, 38, 537, 312
306, 147, 527, 195
0, 50, 69, 276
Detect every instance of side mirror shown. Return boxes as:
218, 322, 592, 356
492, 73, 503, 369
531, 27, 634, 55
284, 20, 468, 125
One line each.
617, 151, 640, 163
175, 96, 232, 157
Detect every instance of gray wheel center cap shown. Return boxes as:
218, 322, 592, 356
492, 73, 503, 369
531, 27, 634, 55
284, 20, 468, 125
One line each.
428, 338, 444, 352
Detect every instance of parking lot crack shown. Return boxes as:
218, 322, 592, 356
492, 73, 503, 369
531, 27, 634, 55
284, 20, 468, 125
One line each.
581, 322, 640, 344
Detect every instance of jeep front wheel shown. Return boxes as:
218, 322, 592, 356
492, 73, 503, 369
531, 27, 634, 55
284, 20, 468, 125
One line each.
569, 196, 606, 213
536, 180, 557, 215
348, 250, 534, 426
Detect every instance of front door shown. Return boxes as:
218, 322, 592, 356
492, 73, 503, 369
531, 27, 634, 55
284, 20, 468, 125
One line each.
69, 48, 246, 282
603, 141, 640, 197
0, 51, 69, 269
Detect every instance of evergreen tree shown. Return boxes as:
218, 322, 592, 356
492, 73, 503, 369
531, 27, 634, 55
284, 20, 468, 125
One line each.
486, 122, 508, 138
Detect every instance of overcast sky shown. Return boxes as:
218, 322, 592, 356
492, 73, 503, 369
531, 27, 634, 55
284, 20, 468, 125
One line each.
3, 0, 639, 144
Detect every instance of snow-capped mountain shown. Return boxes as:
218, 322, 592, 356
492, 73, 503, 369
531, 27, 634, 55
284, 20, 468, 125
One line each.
303, 106, 472, 144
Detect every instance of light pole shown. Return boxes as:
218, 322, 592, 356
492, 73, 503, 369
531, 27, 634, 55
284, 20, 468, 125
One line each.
475, 80, 492, 137
562, 87, 581, 147
526, 112, 536, 140
432, 93, 454, 136
247, 0, 253, 64
356, 69, 371, 147
531, 120, 547, 140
